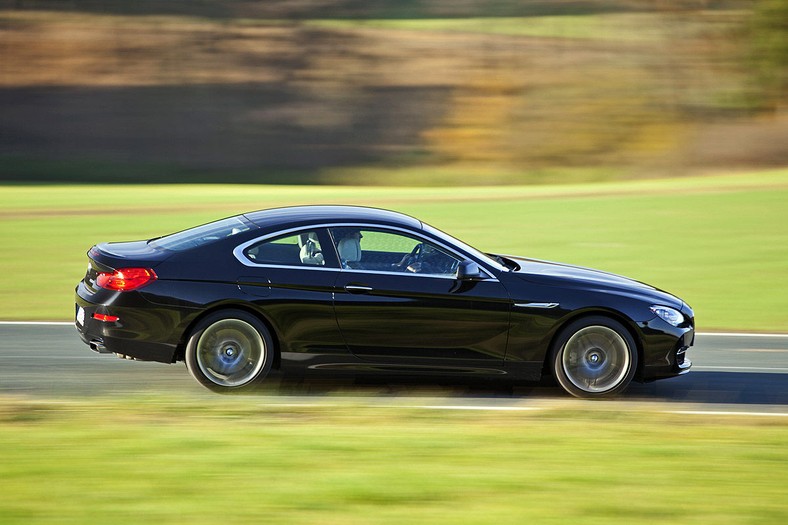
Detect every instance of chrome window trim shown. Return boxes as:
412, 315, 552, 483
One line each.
233, 222, 499, 281
326, 223, 466, 279
233, 226, 339, 269
334, 268, 465, 281
324, 223, 496, 280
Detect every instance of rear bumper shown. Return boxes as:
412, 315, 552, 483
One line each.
75, 284, 181, 363
75, 319, 178, 362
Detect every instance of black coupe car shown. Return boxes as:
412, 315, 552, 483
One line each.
75, 205, 693, 398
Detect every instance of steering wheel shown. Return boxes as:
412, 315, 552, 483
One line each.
394, 243, 424, 272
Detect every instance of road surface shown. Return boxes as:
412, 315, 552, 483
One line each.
0, 323, 786, 408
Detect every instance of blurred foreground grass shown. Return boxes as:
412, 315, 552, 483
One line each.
0, 169, 787, 330
0, 397, 786, 524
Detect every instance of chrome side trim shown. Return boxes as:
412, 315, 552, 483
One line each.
344, 285, 373, 292
514, 302, 560, 309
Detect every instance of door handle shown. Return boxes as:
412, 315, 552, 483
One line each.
344, 284, 373, 294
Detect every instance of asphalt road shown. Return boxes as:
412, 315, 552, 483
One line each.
0, 323, 786, 408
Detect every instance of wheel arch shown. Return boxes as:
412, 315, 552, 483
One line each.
541, 308, 644, 379
175, 303, 282, 370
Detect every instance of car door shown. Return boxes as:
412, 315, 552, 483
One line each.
329, 226, 511, 367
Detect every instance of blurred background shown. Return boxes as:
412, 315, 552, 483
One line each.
1, 0, 786, 185
1, 5, 787, 524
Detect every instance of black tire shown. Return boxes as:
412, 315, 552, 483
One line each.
550, 316, 638, 399
185, 309, 274, 393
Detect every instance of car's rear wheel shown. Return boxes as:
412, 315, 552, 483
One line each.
551, 316, 638, 398
185, 310, 273, 393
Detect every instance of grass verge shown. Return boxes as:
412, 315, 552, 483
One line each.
0, 396, 786, 524
0, 169, 786, 330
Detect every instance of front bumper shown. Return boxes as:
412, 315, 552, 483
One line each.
639, 308, 695, 381
676, 338, 693, 375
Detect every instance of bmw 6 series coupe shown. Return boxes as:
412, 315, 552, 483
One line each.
75, 205, 694, 398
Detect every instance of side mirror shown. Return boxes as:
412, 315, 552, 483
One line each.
456, 260, 486, 281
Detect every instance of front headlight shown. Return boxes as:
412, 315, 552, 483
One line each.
650, 305, 685, 327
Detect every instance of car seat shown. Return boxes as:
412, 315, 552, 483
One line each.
337, 235, 362, 268
298, 233, 324, 266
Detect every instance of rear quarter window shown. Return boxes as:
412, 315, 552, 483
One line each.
244, 231, 326, 267
149, 216, 253, 251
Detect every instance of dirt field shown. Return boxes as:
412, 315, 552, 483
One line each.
1, 4, 786, 184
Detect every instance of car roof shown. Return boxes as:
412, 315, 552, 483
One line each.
243, 205, 424, 231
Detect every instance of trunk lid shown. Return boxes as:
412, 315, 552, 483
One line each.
90, 240, 170, 266
82, 241, 170, 293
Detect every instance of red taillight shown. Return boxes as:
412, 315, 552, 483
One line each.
96, 268, 157, 292
93, 313, 120, 322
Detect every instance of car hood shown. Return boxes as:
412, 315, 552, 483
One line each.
499, 255, 684, 309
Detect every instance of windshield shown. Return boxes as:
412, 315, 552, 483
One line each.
149, 216, 254, 251
421, 223, 508, 272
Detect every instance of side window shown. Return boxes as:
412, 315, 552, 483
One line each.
329, 228, 460, 276
244, 231, 326, 267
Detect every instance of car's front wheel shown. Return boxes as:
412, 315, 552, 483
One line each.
185, 310, 273, 393
551, 316, 638, 398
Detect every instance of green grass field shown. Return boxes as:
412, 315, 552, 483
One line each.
1, 169, 787, 330
306, 13, 717, 42
0, 397, 786, 524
